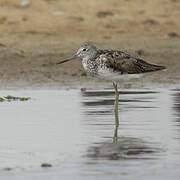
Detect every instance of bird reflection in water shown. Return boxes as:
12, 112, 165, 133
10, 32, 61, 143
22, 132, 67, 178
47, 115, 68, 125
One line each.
81, 89, 156, 143
81, 89, 161, 160
113, 124, 119, 143
86, 136, 156, 160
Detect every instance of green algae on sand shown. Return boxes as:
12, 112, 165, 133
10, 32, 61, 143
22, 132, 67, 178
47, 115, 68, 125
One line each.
0, 95, 30, 102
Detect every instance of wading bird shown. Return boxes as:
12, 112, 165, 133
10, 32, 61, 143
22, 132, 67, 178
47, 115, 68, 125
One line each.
57, 42, 165, 130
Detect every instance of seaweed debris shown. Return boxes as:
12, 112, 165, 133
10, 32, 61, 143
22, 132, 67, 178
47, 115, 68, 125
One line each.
0, 95, 30, 102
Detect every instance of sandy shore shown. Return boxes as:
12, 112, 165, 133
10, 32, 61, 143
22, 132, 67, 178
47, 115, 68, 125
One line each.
0, 0, 179, 89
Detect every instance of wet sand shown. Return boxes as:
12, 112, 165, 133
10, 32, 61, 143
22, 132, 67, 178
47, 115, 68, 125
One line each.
0, 0, 180, 89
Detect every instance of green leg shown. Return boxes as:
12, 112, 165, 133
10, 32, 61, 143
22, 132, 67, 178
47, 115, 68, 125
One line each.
113, 82, 119, 143
113, 82, 119, 127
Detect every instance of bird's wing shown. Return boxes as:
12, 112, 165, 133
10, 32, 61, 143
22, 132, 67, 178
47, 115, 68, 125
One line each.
98, 49, 165, 74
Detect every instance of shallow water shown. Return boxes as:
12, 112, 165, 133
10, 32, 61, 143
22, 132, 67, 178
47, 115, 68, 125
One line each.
0, 88, 180, 179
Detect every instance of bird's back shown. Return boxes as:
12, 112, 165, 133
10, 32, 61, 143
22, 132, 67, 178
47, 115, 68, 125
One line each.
95, 49, 165, 75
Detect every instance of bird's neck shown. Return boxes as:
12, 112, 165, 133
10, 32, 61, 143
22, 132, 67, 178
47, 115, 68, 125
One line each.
83, 50, 97, 61
81, 56, 97, 74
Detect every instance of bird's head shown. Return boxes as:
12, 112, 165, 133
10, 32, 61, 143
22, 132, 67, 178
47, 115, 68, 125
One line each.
57, 42, 97, 65
76, 42, 97, 59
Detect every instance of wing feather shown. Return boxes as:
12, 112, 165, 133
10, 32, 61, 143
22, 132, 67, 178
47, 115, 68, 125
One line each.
98, 49, 165, 74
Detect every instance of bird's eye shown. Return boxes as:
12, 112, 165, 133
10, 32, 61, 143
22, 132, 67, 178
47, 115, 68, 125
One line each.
82, 48, 87, 51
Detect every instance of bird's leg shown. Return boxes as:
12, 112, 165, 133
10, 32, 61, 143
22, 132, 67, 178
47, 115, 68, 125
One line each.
113, 82, 119, 127
112, 82, 119, 143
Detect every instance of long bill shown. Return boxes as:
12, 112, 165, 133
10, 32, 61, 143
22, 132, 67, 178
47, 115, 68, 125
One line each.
56, 55, 77, 65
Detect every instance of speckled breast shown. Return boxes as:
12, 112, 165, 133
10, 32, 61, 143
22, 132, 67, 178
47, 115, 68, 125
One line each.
82, 58, 98, 75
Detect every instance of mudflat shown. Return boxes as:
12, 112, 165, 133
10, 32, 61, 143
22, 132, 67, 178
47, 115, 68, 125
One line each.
0, 0, 179, 88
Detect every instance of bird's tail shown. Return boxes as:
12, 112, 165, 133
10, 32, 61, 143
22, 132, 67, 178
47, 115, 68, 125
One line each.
136, 59, 166, 73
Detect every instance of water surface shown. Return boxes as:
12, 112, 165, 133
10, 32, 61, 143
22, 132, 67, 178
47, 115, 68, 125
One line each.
0, 88, 179, 180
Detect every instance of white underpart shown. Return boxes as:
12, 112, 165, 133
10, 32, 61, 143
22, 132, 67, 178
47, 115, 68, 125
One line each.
82, 61, 87, 71
97, 67, 143, 81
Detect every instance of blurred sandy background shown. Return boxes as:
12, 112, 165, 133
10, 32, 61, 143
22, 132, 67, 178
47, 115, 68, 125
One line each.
0, 0, 179, 88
